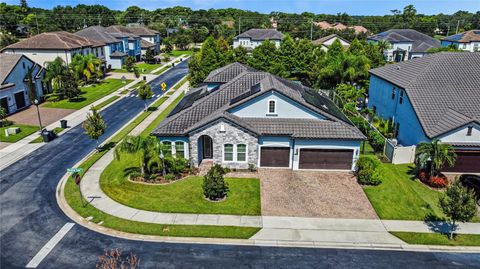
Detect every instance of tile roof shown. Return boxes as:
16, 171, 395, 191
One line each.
75, 26, 120, 44
442, 30, 480, 43
153, 63, 364, 140
332, 23, 347, 30
0, 54, 23, 84
140, 39, 155, 49
106, 26, 140, 40
235, 29, 284, 40
110, 51, 127, 57
369, 52, 480, 138
314, 21, 333, 30
204, 62, 256, 83
107, 25, 158, 36
2, 31, 104, 50
368, 29, 440, 52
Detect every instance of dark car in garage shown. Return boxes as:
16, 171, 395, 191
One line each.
459, 174, 480, 206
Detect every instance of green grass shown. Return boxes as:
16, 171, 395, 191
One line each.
153, 66, 169, 75
168, 50, 193, 57
113, 63, 162, 74
0, 124, 38, 143
140, 92, 184, 136
93, 96, 120, 110
100, 156, 261, 214
174, 77, 189, 90
30, 127, 65, 143
128, 81, 145, 90
391, 232, 480, 246
63, 92, 259, 239
43, 79, 132, 110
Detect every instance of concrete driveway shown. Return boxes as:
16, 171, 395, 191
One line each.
259, 169, 378, 219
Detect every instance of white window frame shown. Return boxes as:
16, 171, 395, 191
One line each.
222, 143, 248, 163
223, 143, 234, 162
267, 99, 277, 115
174, 141, 186, 158
236, 144, 247, 162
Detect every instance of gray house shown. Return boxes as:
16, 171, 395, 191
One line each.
0, 54, 47, 115
233, 29, 284, 51
152, 63, 365, 171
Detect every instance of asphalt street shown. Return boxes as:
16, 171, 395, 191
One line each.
1, 60, 480, 268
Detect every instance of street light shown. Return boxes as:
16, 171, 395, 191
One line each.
34, 99, 43, 133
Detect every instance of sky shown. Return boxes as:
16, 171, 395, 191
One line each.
7, 0, 480, 15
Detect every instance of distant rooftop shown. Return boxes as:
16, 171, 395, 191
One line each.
2, 31, 104, 50
235, 28, 284, 40
442, 30, 480, 43
368, 29, 440, 52
75, 26, 120, 44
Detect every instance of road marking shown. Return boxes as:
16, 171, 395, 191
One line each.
26, 223, 75, 268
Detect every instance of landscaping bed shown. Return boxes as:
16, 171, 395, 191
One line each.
391, 232, 480, 246
43, 79, 132, 110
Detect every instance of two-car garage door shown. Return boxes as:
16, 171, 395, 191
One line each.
443, 151, 480, 173
260, 147, 354, 170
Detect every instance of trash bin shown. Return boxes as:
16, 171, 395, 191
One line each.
180, 58, 183, 62
41, 130, 51, 142
143, 76, 146, 81
171, 63, 174, 67
60, 119, 68, 129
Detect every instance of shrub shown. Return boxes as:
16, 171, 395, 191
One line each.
426, 176, 449, 188
356, 156, 382, 185
356, 155, 380, 172
164, 174, 176, 181
202, 164, 229, 201
164, 157, 189, 175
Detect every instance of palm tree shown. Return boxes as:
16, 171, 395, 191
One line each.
415, 139, 457, 177
44, 57, 68, 94
71, 54, 102, 83
376, 40, 391, 54
115, 136, 167, 179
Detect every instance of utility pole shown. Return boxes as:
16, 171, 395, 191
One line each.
83, 18, 87, 29
446, 23, 450, 36
455, 20, 460, 34
97, 15, 101, 26
310, 20, 313, 41
238, 17, 241, 35
35, 13, 39, 34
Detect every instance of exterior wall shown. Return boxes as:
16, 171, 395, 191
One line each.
109, 58, 123, 69
293, 139, 361, 171
0, 56, 45, 114
323, 37, 350, 47
437, 123, 480, 144
258, 136, 293, 168
229, 91, 325, 119
368, 75, 429, 146
158, 136, 190, 159
233, 37, 281, 50
384, 42, 413, 62
188, 119, 258, 169
441, 40, 480, 52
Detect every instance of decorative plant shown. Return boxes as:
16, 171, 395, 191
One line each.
202, 164, 229, 201
82, 106, 106, 150
415, 139, 456, 177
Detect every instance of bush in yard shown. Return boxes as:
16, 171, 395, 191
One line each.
202, 164, 229, 201
164, 157, 189, 175
164, 174, 175, 181
424, 175, 449, 188
356, 155, 382, 185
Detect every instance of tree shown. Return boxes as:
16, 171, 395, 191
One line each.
82, 106, 106, 150
376, 40, 391, 54
439, 180, 477, 239
173, 34, 191, 50
137, 84, 153, 111
427, 44, 462, 53
248, 40, 278, 73
191, 26, 209, 43
70, 54, 102, 84
162, 37, 173, 53
145, 48, 154, 63
416, 139, 457, 177
25, 67, 36, 103
0, 30, 19, 49
124, 56, 136, 72
202, 164, 229, 201
44, 57, 67, 94
0, 107, 10, 127
233, 45, 248, 64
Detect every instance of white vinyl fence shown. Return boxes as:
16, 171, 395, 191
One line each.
384, 139, 416, 164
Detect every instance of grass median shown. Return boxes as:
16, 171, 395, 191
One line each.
391, 232, 480, 246
0, 124, 38, 143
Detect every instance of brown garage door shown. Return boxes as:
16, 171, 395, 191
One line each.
443, 151, 480, 173
299, 149, 353, 170
260, 147, 290, 167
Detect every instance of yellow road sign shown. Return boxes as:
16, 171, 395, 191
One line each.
161, 82, 167, 91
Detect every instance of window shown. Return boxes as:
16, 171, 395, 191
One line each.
467, 126, 473, 136
391, 88, 396, 100
22, 62, 26, 69
237, 144, 247, 162
399, 90, 404, 104
268, 100, 276, 114
175, 142, 185, 158
224, 144, 234, 161
162, 141, 172, 156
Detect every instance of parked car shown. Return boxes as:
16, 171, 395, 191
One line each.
459, 174, 480, 206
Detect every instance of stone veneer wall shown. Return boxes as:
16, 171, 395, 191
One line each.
189, 119, 258, 169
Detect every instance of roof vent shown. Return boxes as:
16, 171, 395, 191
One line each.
396, 66, 401, 70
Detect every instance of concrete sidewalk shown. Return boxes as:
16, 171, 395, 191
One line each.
0, 56, 184, 171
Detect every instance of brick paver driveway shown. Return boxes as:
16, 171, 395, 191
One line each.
259, 169, 378, 219
7, 106, 74, 127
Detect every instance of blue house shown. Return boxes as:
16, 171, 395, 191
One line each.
0, 54, 47, 115
441, 30, 480, 52
106, 26, 142, 61
368, 52, 480, 173
152, 63, 365, 171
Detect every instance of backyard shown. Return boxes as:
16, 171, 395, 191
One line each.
43, 79, 132, 110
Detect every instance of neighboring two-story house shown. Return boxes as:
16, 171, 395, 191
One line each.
441, 30, 480, 52
312, 34, 351, 51
233, 29, 284, 51
367, 52, 480, 173
0, 54, 47, 115
106, 26, 142, 61
152, 62, 365, 171
75, 26, 128, 69
1, 31, 105, 66
367, 29, 440, 62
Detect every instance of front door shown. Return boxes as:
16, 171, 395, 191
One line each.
14, 91, 26, 110
202, 136, 213, 159
0, 98, 9, 114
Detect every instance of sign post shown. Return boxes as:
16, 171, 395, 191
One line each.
68, 168, 85, 207
161, 82, 167, 92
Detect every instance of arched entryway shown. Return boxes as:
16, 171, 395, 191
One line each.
198, 135, 213, 163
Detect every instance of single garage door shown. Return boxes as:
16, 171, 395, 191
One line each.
299, 149, 353, 170
260, 147, 290, 167
443, 151, 480, 173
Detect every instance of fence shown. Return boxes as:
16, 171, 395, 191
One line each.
384, 139, 416, 164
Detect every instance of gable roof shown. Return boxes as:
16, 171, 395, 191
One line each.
140, 39, 155, 49
0, 54, 24, 84
204, 62, 256, 83
368, 29, 440, 52
312, 34, 351, 48
105, 26, 140, 40
442, 30, 480, 43
107, 25, 158, 37
235, 29, 284, 40
369, 52, 480, 138
314, 21, 332, 30
75, 26, 120, 44
2, 31, 104, 50
153, 63, 364, 140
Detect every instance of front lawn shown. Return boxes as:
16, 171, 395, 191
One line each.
100, 152, 261, 215
168, 50, 193, 57
0, 124, 38, 142
43, 79, 132, 110
112, 63, 162, 74
391, 232, 480, 246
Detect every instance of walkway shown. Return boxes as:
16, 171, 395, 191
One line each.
0, 56, 184, 172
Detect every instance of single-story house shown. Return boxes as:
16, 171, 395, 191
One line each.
367, 29, 440, 62
441, 30, 480, 52
0, 54, 48, 115
312, 34, 350, 51
1, 31, 105, 67
233, 29, 284, 51
368, 52, 480, 173
152, 62, 365, 171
